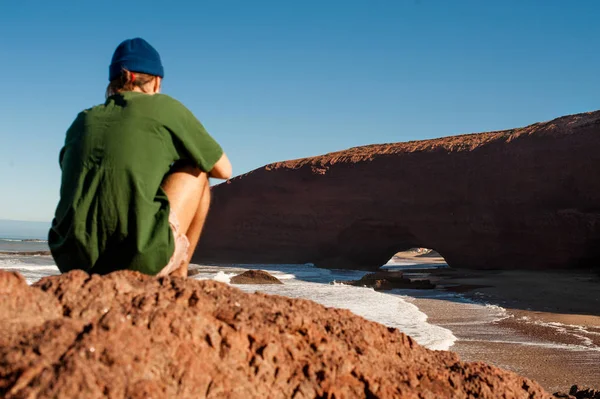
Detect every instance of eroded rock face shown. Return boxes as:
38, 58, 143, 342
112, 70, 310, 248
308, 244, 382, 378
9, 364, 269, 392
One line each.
0, 270, 551, 398
196, 110, 600, 270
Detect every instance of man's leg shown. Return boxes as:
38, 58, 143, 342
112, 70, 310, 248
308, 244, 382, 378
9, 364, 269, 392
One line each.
183, 178, 211, 265
170, 178, 211, 277
160, 163, 211, 277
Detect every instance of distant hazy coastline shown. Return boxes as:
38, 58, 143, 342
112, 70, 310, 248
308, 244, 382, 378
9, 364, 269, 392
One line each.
0, 219, 50, 240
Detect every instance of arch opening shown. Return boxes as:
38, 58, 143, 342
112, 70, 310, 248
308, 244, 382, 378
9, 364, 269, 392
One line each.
382, 247, 448, 269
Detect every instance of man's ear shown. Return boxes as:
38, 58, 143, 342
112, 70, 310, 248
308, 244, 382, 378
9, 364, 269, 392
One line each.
155, 77, 162, 94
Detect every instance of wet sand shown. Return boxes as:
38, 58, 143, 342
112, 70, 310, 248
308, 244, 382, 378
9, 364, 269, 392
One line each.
394, 258, 600, 393
411, 296, 600, 393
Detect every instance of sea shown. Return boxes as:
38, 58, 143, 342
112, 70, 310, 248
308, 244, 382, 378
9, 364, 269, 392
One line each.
0, 237, 463, 351
2, 236, 600, 376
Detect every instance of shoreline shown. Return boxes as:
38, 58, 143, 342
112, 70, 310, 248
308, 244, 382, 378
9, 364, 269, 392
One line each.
410, 296, 600, 393
2, 248, 599, 393
394, 260, 600, 393
0, 250, 51, 256
192, 256, 600, 392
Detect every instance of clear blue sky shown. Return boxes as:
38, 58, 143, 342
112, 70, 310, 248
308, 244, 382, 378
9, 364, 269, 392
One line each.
1, 0, 599, 222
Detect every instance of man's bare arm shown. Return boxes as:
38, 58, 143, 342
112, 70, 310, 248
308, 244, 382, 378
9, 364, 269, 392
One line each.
209, 153, 232, 180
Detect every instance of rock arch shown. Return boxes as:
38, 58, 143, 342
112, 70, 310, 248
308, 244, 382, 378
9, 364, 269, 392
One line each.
195, 110, 600, 271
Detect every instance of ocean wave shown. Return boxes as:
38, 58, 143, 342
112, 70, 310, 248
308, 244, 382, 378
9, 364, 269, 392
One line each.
0, 258, 60, 284
526, 319, 600, 347
1, 265, 59, 272
0, 238, 47, 243
0, 251, 51, 256
188, 264, 457, 351
231, 278, 456, 350
460, 338, 600, 352
4, 260, 458, 351
212, 271, 236, 284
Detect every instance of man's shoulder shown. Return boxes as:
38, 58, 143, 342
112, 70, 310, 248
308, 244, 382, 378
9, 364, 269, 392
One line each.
85, 93, 195, 125
148, 94, 201, 128
79, 102, 103, 116
150, 94, 188, 110
141, 94, 194, 120
76, 100, 115, 120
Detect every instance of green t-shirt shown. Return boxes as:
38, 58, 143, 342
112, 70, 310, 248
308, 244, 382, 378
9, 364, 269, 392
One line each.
49, 91, 223, 275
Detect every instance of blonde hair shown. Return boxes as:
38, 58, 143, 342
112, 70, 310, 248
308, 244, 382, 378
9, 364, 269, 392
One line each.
106, 69, 158, 99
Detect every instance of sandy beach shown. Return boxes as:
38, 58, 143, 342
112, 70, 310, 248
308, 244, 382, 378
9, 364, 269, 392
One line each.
393, 252, 600, 393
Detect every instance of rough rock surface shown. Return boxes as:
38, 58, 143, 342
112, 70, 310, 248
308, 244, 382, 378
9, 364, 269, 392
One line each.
338, 271, 435, 290
0, 270, 551, 399
195, 110, 600, 270
230, 269, 283, 284
554, 385, 600, 399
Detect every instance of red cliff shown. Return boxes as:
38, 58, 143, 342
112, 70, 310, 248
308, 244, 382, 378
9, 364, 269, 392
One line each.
196, 110, 600, 270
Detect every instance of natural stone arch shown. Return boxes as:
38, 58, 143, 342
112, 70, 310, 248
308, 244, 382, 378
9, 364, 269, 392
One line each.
195, 110, 600, 271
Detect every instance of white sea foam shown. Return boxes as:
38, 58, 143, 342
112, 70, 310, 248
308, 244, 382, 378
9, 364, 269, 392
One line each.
0, 256, 59, 284
460, 338, 600, 352
526, 320, 600, 348
191, 264, 457, 351
533, 320, 600, 336
0, 255, 463, 351
272, 272, 296, 280
1, 264, 58, 271
248, 282, 456, 350
212, 271, 235, 284
407, 292, 510, 327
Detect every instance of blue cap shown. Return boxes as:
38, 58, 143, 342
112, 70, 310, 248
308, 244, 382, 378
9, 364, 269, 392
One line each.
109, 38, 164, 81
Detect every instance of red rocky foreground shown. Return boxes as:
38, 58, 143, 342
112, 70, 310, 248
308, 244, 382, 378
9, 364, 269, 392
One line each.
196, 110, 600, 270
0, 270, 551, 398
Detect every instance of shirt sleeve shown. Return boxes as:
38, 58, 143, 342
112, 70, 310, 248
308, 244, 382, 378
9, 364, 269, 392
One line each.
163, 96, 224, 173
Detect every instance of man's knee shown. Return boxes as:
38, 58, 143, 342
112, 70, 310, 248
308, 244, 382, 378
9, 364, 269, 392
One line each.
168, 160, 205, 179
163, 163, 210, 194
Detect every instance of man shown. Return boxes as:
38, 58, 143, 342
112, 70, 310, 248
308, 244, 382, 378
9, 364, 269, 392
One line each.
49, 38, 231, 278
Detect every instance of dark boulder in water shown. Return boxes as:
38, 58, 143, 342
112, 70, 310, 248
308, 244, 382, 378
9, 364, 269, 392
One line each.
556, 385, 600, 399
0, 269, 554, 398
230, 269, 283, 284
337, 271, 435, 290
